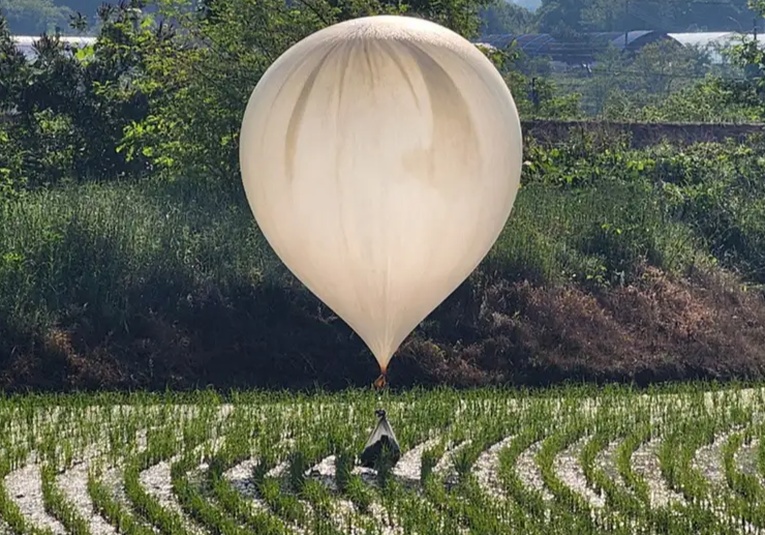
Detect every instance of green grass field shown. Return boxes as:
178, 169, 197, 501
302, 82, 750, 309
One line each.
1, 384, 765, 534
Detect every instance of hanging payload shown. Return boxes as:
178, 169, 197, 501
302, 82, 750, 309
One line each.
360, 409, 401, 469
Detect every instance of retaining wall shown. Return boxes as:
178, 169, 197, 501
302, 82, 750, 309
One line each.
521, 119, 765, 148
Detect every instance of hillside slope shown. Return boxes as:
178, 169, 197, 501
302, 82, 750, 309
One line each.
1, 137, 764, 391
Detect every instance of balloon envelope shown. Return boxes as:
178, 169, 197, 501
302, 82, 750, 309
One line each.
239, 15, 522, 373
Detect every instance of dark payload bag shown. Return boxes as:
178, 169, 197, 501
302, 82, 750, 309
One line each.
359, 409, 401, 468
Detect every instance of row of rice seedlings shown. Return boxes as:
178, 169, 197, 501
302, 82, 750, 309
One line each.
92, 409, 167, 534
390, 397, 522, 533
87, 463, 157, 535
40, 462, 92, 535
252, 405, 321, 529
658, 402, 717, 501
427, 418, 530, 535
167, 398, 258, 534
206, 407, 292, 534
87, 403, 203, 535
497, 429, 550, 524
722, 428, 765, 506
269, 454, 337, 531
334, 449, 374, 513
386, 478, 462, 535
721, 426, 765, 527
207, 452, 288, 534
0, 458, 53, 535
579, 409, 646, 523
122, 431, 193, 535
614, 421, 653, 505
536, 421, 603, 532
0, 401, 93, 535
0, 401, 37, 535
656, 395, 750, 534
172, 451, 254, 535
421, 441, 487, 531
36, 406, 106, 534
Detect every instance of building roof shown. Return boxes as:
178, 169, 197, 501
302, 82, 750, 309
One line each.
477, 31, 672, 62
667, 31, 738, 47
669, 32, 736, 64
588, 30, 659, 49
667, 32, 761, 63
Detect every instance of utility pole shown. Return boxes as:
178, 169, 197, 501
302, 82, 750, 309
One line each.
624, 0, 629, 49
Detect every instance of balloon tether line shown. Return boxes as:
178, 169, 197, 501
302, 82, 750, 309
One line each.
373, 366, 387, 391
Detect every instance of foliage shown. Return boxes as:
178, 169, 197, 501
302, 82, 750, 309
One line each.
542, 40, 713, 117
478, 42, 583, 118
2, 135, 765, 390
5, 0, 765, 191
119, 0, 493, 185
519, 136, 765, 283
536, 0, 758, 35
0, 3, 169, 190
479, 0, 536, 35
613, 77, 764, 123
0, 0, 72, 35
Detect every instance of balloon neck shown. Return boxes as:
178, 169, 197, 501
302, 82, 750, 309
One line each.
373, 370, 387, 390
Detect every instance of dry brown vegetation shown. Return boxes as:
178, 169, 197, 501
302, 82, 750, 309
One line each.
2, 264, 764, 393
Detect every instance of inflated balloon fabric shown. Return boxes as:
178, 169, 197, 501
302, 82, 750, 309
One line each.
240, 15, 522, 373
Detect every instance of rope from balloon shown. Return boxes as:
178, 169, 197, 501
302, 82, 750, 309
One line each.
373, 367, 387, 390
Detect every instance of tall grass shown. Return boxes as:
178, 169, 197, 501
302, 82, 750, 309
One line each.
0, 178, 283, 337
486, 180, 703, 286
0, 162, 712, 338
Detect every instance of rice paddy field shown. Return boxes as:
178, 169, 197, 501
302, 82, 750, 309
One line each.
1, 384, 765, 535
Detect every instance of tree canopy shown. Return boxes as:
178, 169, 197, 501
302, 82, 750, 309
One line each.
0, 0, 71, 34
536, 0, 759, 35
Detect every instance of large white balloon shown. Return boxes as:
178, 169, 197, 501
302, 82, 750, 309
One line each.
239, 15, 522, 378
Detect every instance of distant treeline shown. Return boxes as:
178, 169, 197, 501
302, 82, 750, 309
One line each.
3, 0, 763, 38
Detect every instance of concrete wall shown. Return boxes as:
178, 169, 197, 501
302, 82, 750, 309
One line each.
521, 119, 765, 148
2, 113, 764, 149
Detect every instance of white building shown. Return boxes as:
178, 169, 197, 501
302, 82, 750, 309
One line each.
667, 32, 761, 64
11, 35, 97, 61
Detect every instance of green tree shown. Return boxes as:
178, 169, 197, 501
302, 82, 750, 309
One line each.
537, 0, 757, 35
0, 2, 165, 189
479, 0, 536, 35
0, 0, 71, 34
704, 0, 765, 119
550, 39, 712, 117
0, 15, 29, 194
121, 0, 494, 184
